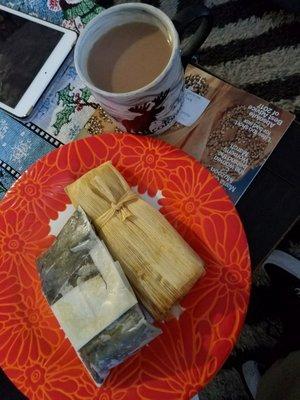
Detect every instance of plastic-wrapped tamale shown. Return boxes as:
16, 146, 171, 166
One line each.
37, 207, 161, 385
66, 162, 205, 320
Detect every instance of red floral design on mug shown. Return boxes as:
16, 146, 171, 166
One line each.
121, 90, 171, 134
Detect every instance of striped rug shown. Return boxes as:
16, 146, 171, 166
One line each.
194, 0, 300, 119
105, 0, 300, 119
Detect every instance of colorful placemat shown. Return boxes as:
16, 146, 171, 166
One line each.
0, 0, 104, 29
0, 109, 63, 200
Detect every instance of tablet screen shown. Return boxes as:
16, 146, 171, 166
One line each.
0, 9, 63, 108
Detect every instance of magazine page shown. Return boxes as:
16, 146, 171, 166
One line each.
79, 65, 295, 203
161, 65, 295, 203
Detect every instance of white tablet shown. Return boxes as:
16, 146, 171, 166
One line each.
0, 5, 77, 118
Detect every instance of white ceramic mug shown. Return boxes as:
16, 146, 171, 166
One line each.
75, 3, 211, 135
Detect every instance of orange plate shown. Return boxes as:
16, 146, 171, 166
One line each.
0, 134, 251, 400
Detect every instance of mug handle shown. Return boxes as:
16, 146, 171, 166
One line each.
172, 4, 212, 66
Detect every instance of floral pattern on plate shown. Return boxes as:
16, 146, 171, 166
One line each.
0, 134, 251, 400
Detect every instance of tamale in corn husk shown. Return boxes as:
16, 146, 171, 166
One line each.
37, 207, 161, 385
66, 162, 205, 320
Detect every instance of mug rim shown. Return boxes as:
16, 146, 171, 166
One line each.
74, 3, 180, 98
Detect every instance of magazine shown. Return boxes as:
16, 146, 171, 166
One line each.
80, 64, 295, 203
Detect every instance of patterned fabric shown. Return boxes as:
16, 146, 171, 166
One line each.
0, 110, 62, 200
0, 0, 104, 28
22, 54, 99, 144
196, 0, 300, 119
0, 0, 63, 24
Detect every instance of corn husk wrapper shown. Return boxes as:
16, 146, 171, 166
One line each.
66, 162, 205, 320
